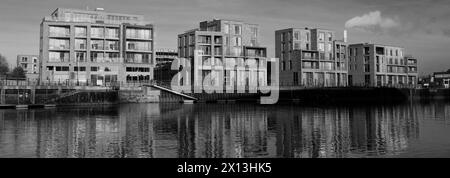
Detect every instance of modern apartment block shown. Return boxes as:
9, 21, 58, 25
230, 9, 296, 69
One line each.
178, 19, 268, 92
155, 49, 178, 65
16, 55, 40, 80
39, 8, 155, 85
154, 49, 178, 83
348, 43, 418, 87
275, 28, 348, 87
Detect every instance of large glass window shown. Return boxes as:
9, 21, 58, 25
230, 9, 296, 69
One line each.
234, 25, 241, 35
49, 39, 69, 50
233, 37, 241, 46
126, 28, 152, 39
91, 27, 104, 38
126, 53, 151, 63
126, 41, 152, 51
105, 28, 119, 38
198, 36, 211, 44
105, 40, 119, 50
319, 33, 325, 41
75, 52, 86, 62
90, 52, 104, 62
105, 53, 120, 63
250, 27, 258, 38
91, 40, 104, 50
49, 52, 69, 62
75, 27, 87, 37
224, 24, 229, 34
75, 39, 86, 50
318, 43, 325, 52
49, 26, 70, 37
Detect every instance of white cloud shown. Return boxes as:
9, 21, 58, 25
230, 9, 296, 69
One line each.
345, 11, 399, 32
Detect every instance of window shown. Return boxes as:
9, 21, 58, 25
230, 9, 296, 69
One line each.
318, 43, 325, 51
198, 35, 211, 44
126, 53, 152, 63
49, 26, 69, 37
319, 33, 325, 41
126, 28, 151, 39
105, 28, 119, 38
49, 39, 69, 50
106, 53, 120, 62
364, 56, 370, 64
234, 37, 241, 46
90, 52, 104, 62
75, 27, 86, 37
91, 40, 104, 50
234, 25, 241, 35
364, 47, 370, 55
250, 27, 258, 38
75, 39, 86, 50
294, 42, 300, 50
91, 27, 104, 38
105, 40, 119, 50
75, 52, 86, 62
49, 52, 69, 62
294, 32, 299, 40
74, 67, 86, 72
91, 67, 99, 72
364, 64, 370, 72
126, 41, 152, 51
327, 43, 332, 52
365, 75, 371, 85
224, 24, 229, 34
327, 33, 332, 41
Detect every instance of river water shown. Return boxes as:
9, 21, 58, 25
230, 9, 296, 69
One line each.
1, 102, 450, 158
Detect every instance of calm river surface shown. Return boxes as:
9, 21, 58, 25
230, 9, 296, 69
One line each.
1, 102, 450, 158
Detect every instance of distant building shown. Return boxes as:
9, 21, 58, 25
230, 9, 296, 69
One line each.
16, 54, 39, 80
39, 8, 155, 85
154, 49, 178, 83
178, 19, 268, 91
275, 28, 348, 87
348, 43, 418, 88
432, 71, 450, 88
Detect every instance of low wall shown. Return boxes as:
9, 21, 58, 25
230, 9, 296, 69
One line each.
119, 86, 160, 103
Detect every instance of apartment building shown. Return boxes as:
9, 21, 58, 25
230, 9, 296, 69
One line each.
39, 8, 155, 85
154, 49, 178, 83
16, 54, 39, 80
348, 43, 418, 87
275, 28, 348, 87
178, 19, 268, 92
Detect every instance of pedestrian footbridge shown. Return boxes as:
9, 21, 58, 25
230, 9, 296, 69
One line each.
143, 84, 198, 101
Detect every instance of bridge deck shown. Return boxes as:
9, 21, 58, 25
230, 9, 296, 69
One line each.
145, 84, 198, 101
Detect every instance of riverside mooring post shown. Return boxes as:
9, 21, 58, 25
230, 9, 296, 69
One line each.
0, 89, 4, 104
31, 88, 36, 104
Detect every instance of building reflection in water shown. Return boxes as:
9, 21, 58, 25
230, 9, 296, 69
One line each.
0, 103, 425, 158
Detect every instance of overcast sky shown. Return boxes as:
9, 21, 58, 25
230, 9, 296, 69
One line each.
1, 0, 449, 75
